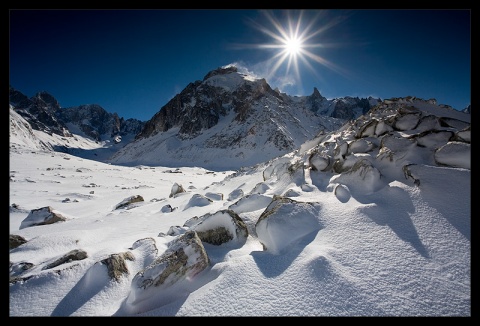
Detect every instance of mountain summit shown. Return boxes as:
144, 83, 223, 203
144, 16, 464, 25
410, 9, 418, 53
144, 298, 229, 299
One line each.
109, 65, 377, 170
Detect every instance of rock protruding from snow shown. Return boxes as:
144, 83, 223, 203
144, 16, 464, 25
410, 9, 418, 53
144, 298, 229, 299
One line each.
334, 184, 351, 203
228, 194, 272, 214
9, 261, 34, 282
184, 194, 213, 210
188, 209, 249, 246
166, 225, 188, 236
330, 159, 385, 195
10, 234, 28, 250
301, 96, 470, 195
309, 152, 331, 171
115, 195, 144, 210
100, 252, 135, 282
43, 249, 88, 270
434, 142, 471, 169
227, 188, 244, 201
160, 204, 174, 213
204, 192, 224, 201
124, 230, 209, 314
454, 126, 470, 143
169, 183, 185, 198
20, 206, 68, 229
255, 196, 322, 255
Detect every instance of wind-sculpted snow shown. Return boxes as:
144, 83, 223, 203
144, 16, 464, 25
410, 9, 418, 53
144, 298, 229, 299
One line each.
183, 194, 213, 210
434, 142, 470, 169
228, 194, 273, 214
9, 97, 470, 316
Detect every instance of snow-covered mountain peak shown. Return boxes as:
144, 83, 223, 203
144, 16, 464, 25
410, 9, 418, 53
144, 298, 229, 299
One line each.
202, 64, 265, 93
111, 65, 351, 170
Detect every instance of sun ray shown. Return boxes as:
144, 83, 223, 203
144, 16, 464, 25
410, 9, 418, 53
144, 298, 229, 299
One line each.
235, 10, 351, 92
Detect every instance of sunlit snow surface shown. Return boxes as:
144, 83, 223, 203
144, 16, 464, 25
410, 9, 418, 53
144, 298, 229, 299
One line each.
9, 100, 470, 316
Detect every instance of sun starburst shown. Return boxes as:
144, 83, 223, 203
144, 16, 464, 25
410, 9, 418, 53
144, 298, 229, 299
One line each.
237, 10, 349, 91
285, 36, 302, 56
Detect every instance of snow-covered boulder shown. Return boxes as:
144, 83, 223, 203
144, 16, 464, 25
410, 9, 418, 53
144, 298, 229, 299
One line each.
434, 142, 470, 169
184, 194, 212, 210
188, 209, 248, 246
20, 206, 68, 229
228, 194, 272, 214
255, 196, 322, 255
122, 230, 209, 314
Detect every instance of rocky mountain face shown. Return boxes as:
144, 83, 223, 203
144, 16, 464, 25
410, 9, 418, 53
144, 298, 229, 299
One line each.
9, 86, 145, 143
137, 66, 378, 141
9, 86, 72, 138
9, 105, 51, 152
13, 65, 468, 171
304, 86, 378, 120
110, 65, 379, 170
58, 104, 144, 142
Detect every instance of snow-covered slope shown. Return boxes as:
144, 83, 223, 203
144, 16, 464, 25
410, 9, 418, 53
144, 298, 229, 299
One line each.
10, 66, 382, 171
9, 86, 144, 147
109, 65, 348, 170
9, 107, 129, 162
9, 97, 470, 316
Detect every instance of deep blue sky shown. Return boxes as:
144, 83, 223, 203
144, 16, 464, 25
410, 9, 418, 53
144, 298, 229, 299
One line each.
9, 9, 471, 121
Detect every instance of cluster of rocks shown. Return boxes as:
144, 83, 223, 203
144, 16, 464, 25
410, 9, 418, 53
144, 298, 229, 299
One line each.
9, 97, 470, 313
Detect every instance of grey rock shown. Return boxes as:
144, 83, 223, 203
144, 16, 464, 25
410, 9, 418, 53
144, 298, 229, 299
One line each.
10, 234, 27, 249
20, 206, 68, 229
43, 249, 88, 270
189, 209, 249, 246
169, 183, 185, 198
100, 252, 135, 282
131, 230, 209, 291
115, 195, 144, 209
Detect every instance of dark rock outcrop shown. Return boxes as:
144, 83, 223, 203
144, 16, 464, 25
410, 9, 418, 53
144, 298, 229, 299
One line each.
186, 209, 249, 246
110, 65, 377, 169
115, 195, 144, 210
20, 206, 68, 229
43, 249, 88, 270
9, 86, 144, 142
131, 230, 209, 291
100, 252, 136, 282
9, 234, 28, 250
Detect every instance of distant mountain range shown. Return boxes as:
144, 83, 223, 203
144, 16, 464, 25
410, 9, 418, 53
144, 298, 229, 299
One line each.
9, 64, 470, 170
9, 85, 145, 142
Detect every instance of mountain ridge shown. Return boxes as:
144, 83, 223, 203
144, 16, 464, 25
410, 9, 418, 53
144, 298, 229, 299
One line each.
9, 85, 145, 144
9, 64, 470, 171
108, 65, 381, 170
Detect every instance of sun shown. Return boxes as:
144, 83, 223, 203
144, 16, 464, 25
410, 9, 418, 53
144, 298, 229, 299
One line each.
284, 36, 303, 56
239, 10, 348, 88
